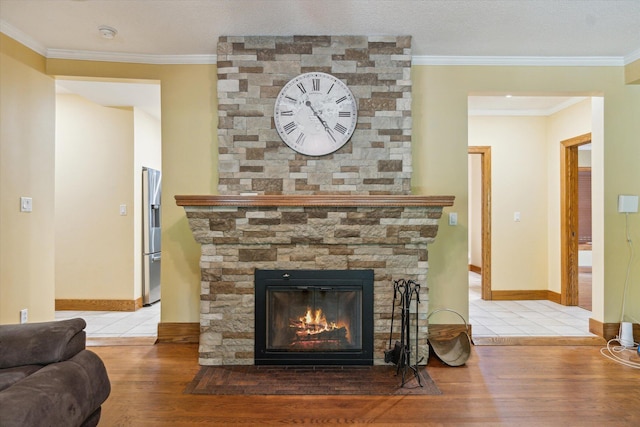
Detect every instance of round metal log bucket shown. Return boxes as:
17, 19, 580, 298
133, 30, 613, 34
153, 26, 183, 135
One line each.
426, 308, 471, 367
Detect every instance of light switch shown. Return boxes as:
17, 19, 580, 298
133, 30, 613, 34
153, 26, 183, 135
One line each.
119, 204, 127, 216
448, 212, 458, 226
20, 197, 32, 213
514, 212, 521, 222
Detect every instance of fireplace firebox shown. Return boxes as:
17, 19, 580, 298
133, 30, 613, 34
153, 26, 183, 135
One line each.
255, 269, 374, 365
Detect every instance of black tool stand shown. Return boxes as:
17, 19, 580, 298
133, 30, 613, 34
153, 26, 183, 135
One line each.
393, 279, 424, 387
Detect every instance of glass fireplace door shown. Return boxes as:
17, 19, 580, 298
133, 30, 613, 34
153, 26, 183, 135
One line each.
255, 269, 374, 365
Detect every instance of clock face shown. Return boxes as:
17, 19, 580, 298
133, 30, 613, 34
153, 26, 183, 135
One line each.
274, 72, 358, 156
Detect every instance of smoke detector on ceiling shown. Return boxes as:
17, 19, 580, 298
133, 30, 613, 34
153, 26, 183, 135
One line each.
98, 25, 117, 40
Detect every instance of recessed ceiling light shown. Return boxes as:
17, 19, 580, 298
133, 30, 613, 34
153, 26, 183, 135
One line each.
98, 25, 117, 40
505, 94, 513, 98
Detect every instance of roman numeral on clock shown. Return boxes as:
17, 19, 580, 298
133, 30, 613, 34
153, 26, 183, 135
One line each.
335, 96, 347, 104
285, 95, 297, 102
338, 111, 351, 117
280, 110, 294, 116
312, 78, 320, 91
297, 83, 306, 94
334, 123, 348, 134
283, 122, 297, 134
295, 132, 306, 145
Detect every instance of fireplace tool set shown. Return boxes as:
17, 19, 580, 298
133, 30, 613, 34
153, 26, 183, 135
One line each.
385, 278, 424, 387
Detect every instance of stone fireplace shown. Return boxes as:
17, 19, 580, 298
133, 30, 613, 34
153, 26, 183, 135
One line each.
176, 35, 454, 366
176, 194, 453, 365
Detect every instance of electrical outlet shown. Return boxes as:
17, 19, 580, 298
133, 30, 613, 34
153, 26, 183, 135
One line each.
20, 309, 28, 324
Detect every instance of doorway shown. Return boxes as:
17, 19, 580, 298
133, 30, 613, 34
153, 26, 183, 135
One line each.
468, 146, 492, 300
54, 78, 161, 339
560, 133, 592, 308
467, 95, 601, 342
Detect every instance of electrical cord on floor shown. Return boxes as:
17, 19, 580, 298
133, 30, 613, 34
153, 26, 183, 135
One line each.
599, 212, 640, 369
600, 337, 640, 369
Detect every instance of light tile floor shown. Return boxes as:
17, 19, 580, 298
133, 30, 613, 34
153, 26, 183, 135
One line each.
469, 272, 597, 337
55, 302, 160, 338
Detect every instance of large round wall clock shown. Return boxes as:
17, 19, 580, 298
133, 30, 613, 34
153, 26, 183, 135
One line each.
273, 72, 358, 156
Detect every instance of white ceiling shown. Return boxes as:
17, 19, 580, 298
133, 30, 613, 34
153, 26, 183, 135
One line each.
56, 79, 162, 120
1, 0, 639, 63
4, 0, 636, 118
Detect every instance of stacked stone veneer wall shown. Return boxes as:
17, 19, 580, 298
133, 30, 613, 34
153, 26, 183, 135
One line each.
216, 35, 412, 195
185, 204, 444, 365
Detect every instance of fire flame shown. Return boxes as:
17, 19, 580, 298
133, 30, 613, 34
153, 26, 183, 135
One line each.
290, 307, 347, 339
302, 308, 334, 333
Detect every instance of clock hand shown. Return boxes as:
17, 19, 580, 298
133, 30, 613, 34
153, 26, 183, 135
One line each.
305, 101, 327, 125
305, 101, 337, 142
324, 126, 337, 143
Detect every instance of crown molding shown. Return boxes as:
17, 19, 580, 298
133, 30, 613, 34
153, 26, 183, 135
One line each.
0, 20, 47, 56
1, 19, 217, 64
412, 55, 625, 67
46, 48, 217, 65
41, 52, 627, 67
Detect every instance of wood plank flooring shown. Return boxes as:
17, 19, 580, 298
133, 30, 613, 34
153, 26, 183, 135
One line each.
90, 343, 640, 426
579, 266, 592, 311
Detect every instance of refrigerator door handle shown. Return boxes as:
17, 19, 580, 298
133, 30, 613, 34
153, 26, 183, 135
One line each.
151, 253, 161, 262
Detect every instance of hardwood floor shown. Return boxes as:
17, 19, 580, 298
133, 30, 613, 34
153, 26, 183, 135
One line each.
579, 266, 592, 311
91, 343, 640, 426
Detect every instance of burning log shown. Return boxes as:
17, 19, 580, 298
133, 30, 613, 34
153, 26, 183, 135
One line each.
289, 307, 349, 344
295, 326, 347, 342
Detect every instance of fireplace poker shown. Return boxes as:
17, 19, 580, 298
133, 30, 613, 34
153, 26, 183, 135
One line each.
384, 281, 402, 365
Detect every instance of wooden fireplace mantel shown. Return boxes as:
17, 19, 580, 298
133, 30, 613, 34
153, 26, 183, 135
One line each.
175, 194, 455, 208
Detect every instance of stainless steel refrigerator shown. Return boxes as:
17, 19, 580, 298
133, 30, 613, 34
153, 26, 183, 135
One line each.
142, 167, 161, 306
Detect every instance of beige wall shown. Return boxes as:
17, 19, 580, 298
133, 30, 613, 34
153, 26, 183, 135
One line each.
55, 93, 161, 303
578, 149, 592, 167
55, 94, 135, 300
469, 116, 549, 291
2, 32, 639, 327
0, 34, 56, 324
625, 59, 640, 84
